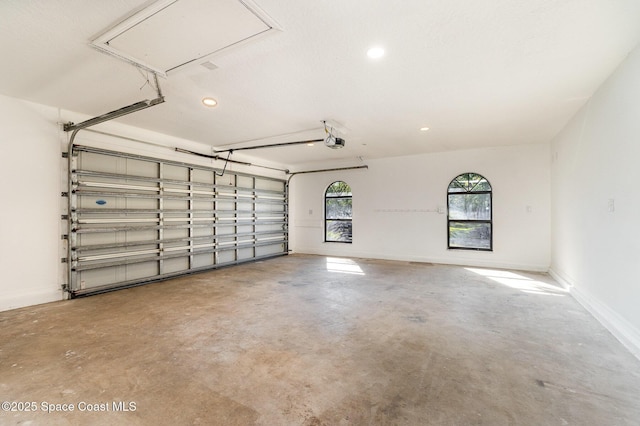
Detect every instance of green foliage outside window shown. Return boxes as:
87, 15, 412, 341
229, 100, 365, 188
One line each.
325, 181, 352, 242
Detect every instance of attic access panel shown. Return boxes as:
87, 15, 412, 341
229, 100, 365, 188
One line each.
91, 0, 280, 77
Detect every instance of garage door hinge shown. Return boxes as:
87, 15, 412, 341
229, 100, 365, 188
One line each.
62, 152, 68, 158
61, 215, 69, 220
61, 234, 68, 240
61, 192, 69, 197
61, 258, 68, 263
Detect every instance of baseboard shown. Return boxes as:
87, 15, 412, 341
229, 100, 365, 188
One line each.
0, 289, 63, 313
549, 268, 640, 361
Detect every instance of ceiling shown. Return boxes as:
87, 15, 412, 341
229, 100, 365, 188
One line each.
1, 0, 640, 170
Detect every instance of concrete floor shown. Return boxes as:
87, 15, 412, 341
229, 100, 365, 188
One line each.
1, 254, 640, 425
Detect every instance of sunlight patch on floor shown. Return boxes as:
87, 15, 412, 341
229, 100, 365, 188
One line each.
465, 268, 567, 296
326, 257, 365, 275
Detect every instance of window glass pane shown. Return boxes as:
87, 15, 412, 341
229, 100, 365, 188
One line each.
448, 193, 491, 220
466, 173, 490, 191
326, 198, 352, 219
447, 183, 467, 193
447, 173, 492, 250
455, 175, 471, 190
471, 179, 491, 192
325, 181, 352, 243
449, 222, 491, 249
326, 221, 352, 242
326, 181, 352, 197
448, 173, 491, 193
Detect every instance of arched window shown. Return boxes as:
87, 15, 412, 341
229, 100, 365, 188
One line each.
447, 173, 492, 250
325, 181, 352, 243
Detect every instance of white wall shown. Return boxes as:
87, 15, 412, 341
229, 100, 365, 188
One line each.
550, 46, 640, 358
0, 94, 63, 311
290, 143, 551, 272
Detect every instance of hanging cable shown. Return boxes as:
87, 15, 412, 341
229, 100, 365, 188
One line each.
323, 120, 335, 138
138, 68, 150, 91
173, 147, 289, 173
214, 150, 233, 176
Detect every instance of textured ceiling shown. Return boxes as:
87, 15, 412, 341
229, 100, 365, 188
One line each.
1, 0, 640, 169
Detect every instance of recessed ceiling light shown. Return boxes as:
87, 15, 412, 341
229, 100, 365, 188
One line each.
202, 97, 218, 107
367, 46, 385, 59
420, 127, 430, 131
307, 143, 315, 146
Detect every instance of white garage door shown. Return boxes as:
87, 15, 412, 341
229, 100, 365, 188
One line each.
66, 145, 287, 297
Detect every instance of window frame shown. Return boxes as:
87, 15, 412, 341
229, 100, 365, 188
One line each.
324, 181, 353, 243
447, 173, 493, 251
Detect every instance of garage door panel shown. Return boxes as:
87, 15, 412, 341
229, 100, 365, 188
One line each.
217, 249, 236, 264
193, 200, 214, 210
125, 261, 159, 281
237, 247, 254, 260
78, 196, 120, 209
163, 257, 189, 274
216, 200, 236, 210
263, 179, 285, 191
163, 228, 189, 239
193, 227, 214, 237
163, 164, 189, 180
192, 253, 214, 268
256, 243, 285, 257
256, 224, 284, 233
122, 229, 157, 243
78, 152, 121, 174
78, 233, 118, 247
234, 175, 250, 186
79, 267, 120, 289
68, 145, 287, 296
256, 203, 283, 213
237, 200, 253, 210
236, 225, 253, 234
125, 197, 158, 209
164, 199, 189, 210
126, 158, 157, 177
192, 168, 214, 184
